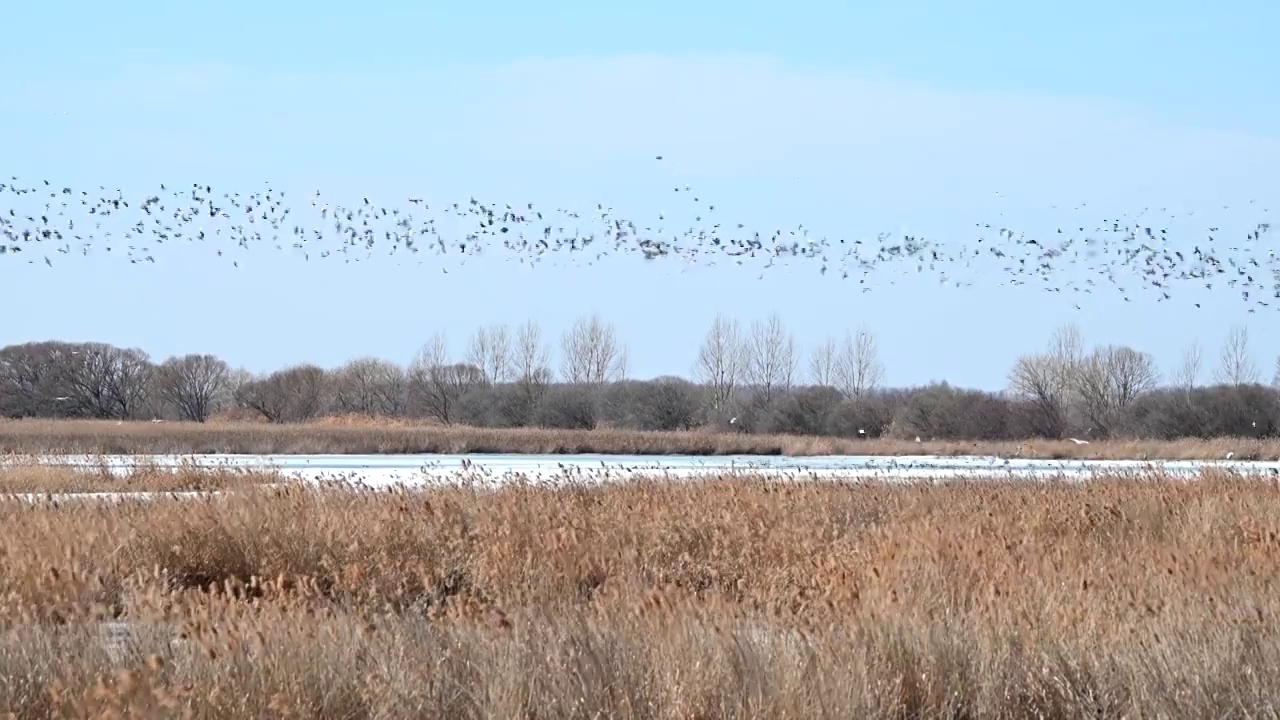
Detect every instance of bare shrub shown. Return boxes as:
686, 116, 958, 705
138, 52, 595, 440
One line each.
764, 385, 843, 435
606, 377, 700, 431
893, 384, 1016, 440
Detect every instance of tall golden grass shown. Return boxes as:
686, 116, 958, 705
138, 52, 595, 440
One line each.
0, 457, 280, 494
1, 465, 1278, 716
1, 417, 1275, 459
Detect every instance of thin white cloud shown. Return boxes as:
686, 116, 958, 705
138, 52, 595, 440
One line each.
10, 53, 1276, 215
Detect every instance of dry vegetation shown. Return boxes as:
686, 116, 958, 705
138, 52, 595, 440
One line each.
2, 417, 1279, 460
1, 464, 1279, 717
0, 457, 280, 495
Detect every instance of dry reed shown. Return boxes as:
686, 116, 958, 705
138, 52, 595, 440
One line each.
0, 466, 1277, 716
0, 456, 279, 494
0, 417, 1273, 460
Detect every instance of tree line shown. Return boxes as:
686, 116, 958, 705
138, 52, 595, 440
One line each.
2, 313, 1278, 441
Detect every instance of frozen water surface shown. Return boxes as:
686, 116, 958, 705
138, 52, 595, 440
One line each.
16, 452, 1280, 488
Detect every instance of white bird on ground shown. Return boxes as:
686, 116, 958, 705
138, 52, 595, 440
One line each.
1069, 438, 1090, 445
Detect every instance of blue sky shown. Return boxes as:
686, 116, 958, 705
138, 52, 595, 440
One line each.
2, 0, 1278, 390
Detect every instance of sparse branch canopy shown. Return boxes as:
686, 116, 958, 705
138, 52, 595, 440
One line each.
235, 363, 327, 423
154, 354, 230, 423
694, 313, 743, 413
808, 336, 838, 389
1175, 341, 1203, 392
408, 332, 485, 425
834, 326, 884, 401
1215, 325, 1259, 386
7, 311, 1280, 444
1074, 345, 1159, 437
514, 319, 552, 389
331, 357, 408, 417
741, 313, 797, 404
1007, 323, 1086, 438
560, 313, 627, 386
1008, 352, 1071, 438
466, 324, 513, 386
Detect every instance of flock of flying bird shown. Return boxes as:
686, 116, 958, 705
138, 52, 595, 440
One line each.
0, 156, 1274, 311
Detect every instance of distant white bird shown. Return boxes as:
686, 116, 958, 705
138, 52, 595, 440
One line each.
1226, 452, 1235, 460
915, 436, 922, 443
729, 417, 737, 425
858, 428, 866, 436
1069, 438, 1090, 445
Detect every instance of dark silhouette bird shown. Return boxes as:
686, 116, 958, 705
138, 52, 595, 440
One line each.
0, 171, 1273, 312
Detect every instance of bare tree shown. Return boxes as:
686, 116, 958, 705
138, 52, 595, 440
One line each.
104, 347, 154, 418
224, 367, 256, 411
408, 333, 484, 424
1074, 345, 1160, 436
560, 313, 628, 385
808, 336, 838, 388
1049, 322, 1085, 369
466, 324, 513, 385
1006, 323, 1089, 437
236, 363, 327, 423
51, 343, 155, 419
1214, 325, 1259, 386
742, 313, 797, 404
1008, 353, 1072, 438
501, 319, 553, 425
155, 354, 230, 422
0, 342, 77, 417
1174, 341, 1203, 392
695, 313, 743, 413
331, 357, 408, 416
514, 320, 552, 390
834, 326, 884, 401
56, 342, 119, 418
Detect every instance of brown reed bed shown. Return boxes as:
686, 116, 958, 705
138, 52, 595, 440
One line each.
0, 417, 1275, 460
0, 457, 280, 495
0, 468, 1278, 716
